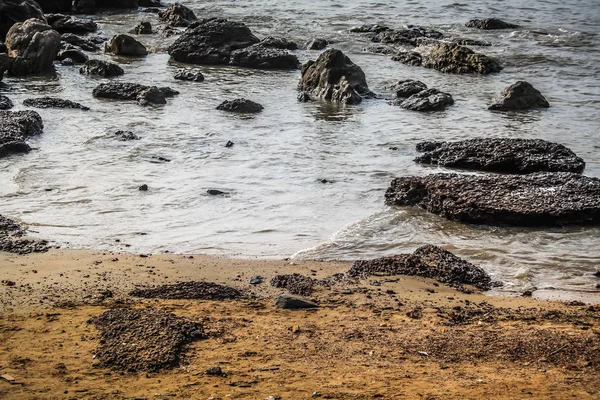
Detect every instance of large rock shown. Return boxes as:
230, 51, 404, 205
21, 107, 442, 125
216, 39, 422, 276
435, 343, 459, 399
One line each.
174, 69, 204, 82
299, 48, 373, 105
396, 88, 454, 111
24, 97, 89, 110
391, 50, 423, 66
80, 59, 124, 77
489, 81, 549, 111
466, 18, 519, 30
261, 36, 298, 50
105, 34, 147, 56
5, 18, 61, 75
158, 3, 197, 27
415, 139, 584, 174
36, 0, 71, 13
385, 172, 600, 227
0, 0, 45, 40
0, 110, 43, 158
229, 43, 299, 69
390, 79, 427, 98
45, 13, 97, 34
422, 42, 502, 74
92, 82, 178, 106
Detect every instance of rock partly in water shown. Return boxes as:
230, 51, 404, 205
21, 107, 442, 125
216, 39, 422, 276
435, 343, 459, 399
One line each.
449, 37, 492, 46
305, 38, 328, 50
488, 81, 550, 111
0, 0, 45, 41
390, 79, 427, 98
91, 308, 206, 372
93, 82, 178, 106
5, 18, 61, 75
229, 43, 300, 69
372, 26, 445, 47
271, 274, 316, 296
45, 13, 97, 34
216, 98, 263, 113
60, 33, 100, 51
23, 97, 90, 110
466, 18, 519, 30
260, 36, 298, 50
0, 110, 43, 158
158, 3, 197, 27
299, 48, 373, 105
80, 59, 124, 77
0, 213, 49, 254
275, 295, 319, 310
133, 21, 152, 34
114, 130, 140, 141
385, 172, 600, 227
421, 42, 502, 74
57, 49, 88, 63
174, 69, 204, 82
0, 94, 13, 110
391, 50, 423, 66
415, 138, 585, 174
396, 88, 454, 111
105, 34, 147, 56
130, 281, 242, 300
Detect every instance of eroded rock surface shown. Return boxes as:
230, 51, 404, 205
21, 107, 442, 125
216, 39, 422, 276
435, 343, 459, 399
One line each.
466, 18, 519, 30
105, 34, 147, 56
46, 13, 97, 34
23, 97, 90, 110
174, 69, 204, 82
0, 0, 45, 40
92, 82, 178, 106
396, 88, 454, 111
390, 79, 427, 98
5, 18, 61, 75
0, 110, 43, 158
422, 42, 502, 74
0, 94, 13, 109
0, 214, 49, 254
216, 98, 263, 113
489, 81, 549, 111
158, 3, 197, 27
80, 59, 124, 77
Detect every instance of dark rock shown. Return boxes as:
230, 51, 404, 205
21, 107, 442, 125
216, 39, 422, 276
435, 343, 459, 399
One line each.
390, 79, 427, 98
0, 94, 13, 110
350, 24, 390, 34
299, 48, 373, 105
396, 88, 454, 111
362, 44, 396, 55
59, 56, 72, 64
415, 138, 585, 174
216, 98, 263, 113
385, 172, 600, 227
229, 43, 300, 69
1, 279, 16, 286
57, 49, 88, 63
74, 0, 138, 12
80, 59, 124, 77
5, 18, 61, 75
174, 69, 204, 82
271, 274, 316, 296
136, 86, 167, 106
36, 0, 72, 13
45, 13, 97, 34
594, 271, 600, 278
130, 281, 242, 300
91, 308, 206, 372
0, 110, 43, 158
133, 21, 152, 34
522, 290, 533, 297
391, 50, 422, 66
23, 97, 89, 110
305, 38, 328, 50
260, 36, 298, 50
207, 189, 228, 196
0, 42, 5, 53
450, 37, 491, 46
0, 0, 45, 41
138, 0, 161, 7
158, 3, 197, 27
489, 81, 549, 111
138, 184, 148, 191
225, 140, 234, 147
373, 26, 444, 47
274, 295, 319, 310
348, 254, 411, 278
92, 82, 178, 106
249, 276, 263, 285
421, 42, 502, 74
0, 213, 49, 254
61, 33, 100, 51
205, 366, 224, 376
466, 18, 519, 30
114, 130, 140, 141
105, 34, 147, 56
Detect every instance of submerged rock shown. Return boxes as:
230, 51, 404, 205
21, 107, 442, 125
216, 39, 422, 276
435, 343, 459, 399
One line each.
80, 59, 124, 77
275, 295, 319, 310
114, 130, 140, 141
5, 18, 61, 75
0, 94, 13, 110
0, 110, 43, 158
489, 81, 550, 111
299, 48, 373, 105
158, 3, 197, 27
92, 82, 178, 106
57, 49, 88, 63
45, 13, 97, 34
174, 69, 204, 82
396, 88, 454, 111
390, 79, 427, 98
421, 42, 502, 74
415, 138, 584, 174
105, 34, 147, 56
130, 281, 242, 300
466, 18, 519, 30
450, 37, 491, 46
23, 97, 90, 110
216, 98, 263, 113
385, 172, 600, 227
0, 0, 45, 41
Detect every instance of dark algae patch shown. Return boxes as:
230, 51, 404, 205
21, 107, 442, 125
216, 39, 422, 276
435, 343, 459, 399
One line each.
130, 281, 242, 300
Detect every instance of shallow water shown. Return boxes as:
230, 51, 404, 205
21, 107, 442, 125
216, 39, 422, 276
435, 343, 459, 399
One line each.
0, 0, 599, 294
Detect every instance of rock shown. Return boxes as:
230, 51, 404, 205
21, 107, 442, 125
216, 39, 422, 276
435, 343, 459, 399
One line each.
305, 38, 328, 50
130, 281, 242, 300
271, 274, 316, 296
229, 43, 300, 69
23, 97, 89, 110
136, 86, 167, 106
207, 189, 228, 196
449, 37, 491, 46
74, 0, 138, 12
37, 0, 72, 13
299, 48, 373, 105
274, 295, 319, 310
158, 3, 197, 27
249, 276, 263, 285
138, 0, 161, 6
0, 110, 43, 158
0, 95, 13, 110
138, 184, 148, 191
92, 82, 178, 106
105, 34, 147, 56
0, 214, 49, 253
1, 50, 12, 78
422, 42, 502, 74
133, 21, 152, 34
489, 81, 549, 111
5, 18, 61, 75
362, 44, 396, 55
396, 88, 454, 111
61, 33, 100, 51
57, 49, 88, 63
61, 57, 73, 65
205, 366, 223, 376
45, 13, 97, 34
373, 26, 444, 47
216, 98, 263, 113
260, 36, 298, 50
466, 18, 519, 30
350, 24, 390, 34
385, 172, 600, 227
391, 50, 422, 66
225, 140, 234, 147
0, 0, 45, 41
415, 138, 585, 174
174, 69, 204, 82
115, 130, 140, 141
80, 59, 124, 77
390, 79, 427, 98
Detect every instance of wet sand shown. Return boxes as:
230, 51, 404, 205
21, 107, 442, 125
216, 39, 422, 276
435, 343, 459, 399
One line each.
1, 249, 599, 399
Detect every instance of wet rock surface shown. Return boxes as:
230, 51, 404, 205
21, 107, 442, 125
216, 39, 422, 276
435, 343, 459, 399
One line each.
45, 13, 97, 34
271, 273, 316, 296
24, 97, 90, 110
91, 308, 206, 372
57, 49, 88, 63
0, 94, 13, 109
92, 82, 178, 106
114, 130, 140, 141
158, 3, 197, 27
305, 38, 328, 50
61, 33, 100, 52
391, 50, 422, 66
450, 37, 491, 46
80, 59, 124, 77
0, 0, 45, 41
421, 42, 502, 74
229, 43, 300, 69
390, 79, 427, 98
385, 172, 600, 227
415, 138, 585, 174
299, 48, 373, 104
0, 213, 49, 254
174, 69, 204, 82
260, 36, 298, 50
130, 281, 243, 300
396, 88, 454, 111
216, 98, 263, 113
133, 21, 152, 34
489, 81, 550, 111
372, 26, 445, 47
105, 34, 147, 56
5, 18, 61, 75
0, 110, 43, 158
275, 295, 319, 309
466, 18, 519, 30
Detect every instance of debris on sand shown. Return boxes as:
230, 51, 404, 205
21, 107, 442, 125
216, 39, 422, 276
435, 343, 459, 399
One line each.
275, 295, 319, 309
130, 281, 242, 300
0, 214, 49, 254
91, 308, 206, 372
271, 273, 317, 296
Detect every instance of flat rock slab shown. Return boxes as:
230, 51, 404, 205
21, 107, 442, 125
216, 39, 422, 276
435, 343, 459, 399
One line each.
130, 281, 242, 300
24, 97, 89, 110
385, 172, 600, 227
415, 138, 585, 174
275, 295, 319, 310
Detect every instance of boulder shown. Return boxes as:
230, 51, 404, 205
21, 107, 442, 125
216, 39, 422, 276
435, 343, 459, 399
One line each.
390, 79, 427, 98
5, 18, 61, 75
385, 172, 600, 227
489, 81, 549, 111
92, 82, 178, 106
274, 295, 319, 310
158, 3, 197, 27
57, 48, 88, 63
391, 50, 422, 66
79, 59, 124, 77
421, 42, 502, 74
350, 24, 390, 34
372, 26, 444, 47
45, 13, 97, 34
414, 138, 584, 174
0, 0, 45, 41
396, 88, 454, 111
105, 34, 147, 56
466, 18, 519, 30
61, 33, 100, 51
229, 43, 299, 69
216, 98, 263, 113
23, 97, 89, 110
305, 38, 328, 50
133, 21, 152, 34
174, 69, 204, 82
0, 110, 43, 158
299, 48, 373, 105
260, 36, 298, 50
0, 94, 13, 109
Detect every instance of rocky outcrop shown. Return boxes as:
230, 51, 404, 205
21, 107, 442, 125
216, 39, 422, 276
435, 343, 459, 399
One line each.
5, 18, 61, 75
174, 69, 204, 82
372, 26, 444, 47
229, 43, 300, 69
395, 88, 454, 111
92, 82, 178, 106
0, 0, 45, 40
45, 14, 97, 34
422, 42, 502, 74
158, 3, 197, 27
0, 94, 13, 109
133, 21, 152, 34
390, 79, 427, 98
57, 48, 88, 63
450, 37, 491, 46
216, 98, 263, 113
79, 59, 124, 77
466, 18, 519, 30
385, 172, 600, 227
299, 48, 373, 105
489, 81, 549, 111
305, 38, 328, 50
260, 36, 298, 50
391, 50, 422, 66
414, 139, 585, 174
23, 97, 89, 110
105, 34, 147, 56
61, 33, 101, 51
0, 110, 43, 158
